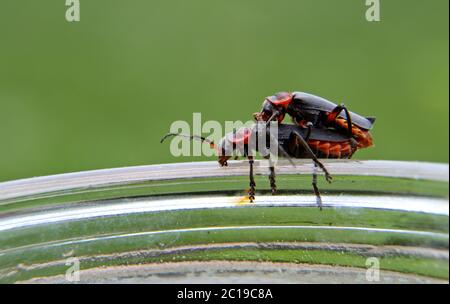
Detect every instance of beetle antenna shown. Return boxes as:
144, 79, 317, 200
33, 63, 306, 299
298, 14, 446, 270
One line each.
265, 112, 280, 126
160, 133, 217, 149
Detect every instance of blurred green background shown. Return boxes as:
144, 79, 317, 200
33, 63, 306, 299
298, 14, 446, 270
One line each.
0, 0, 448, 182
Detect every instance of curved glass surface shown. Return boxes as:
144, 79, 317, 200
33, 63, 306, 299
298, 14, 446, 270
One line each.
0, 160, 448, 283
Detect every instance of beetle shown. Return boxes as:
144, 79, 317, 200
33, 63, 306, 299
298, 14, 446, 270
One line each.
161, 122, 370, 210
253, 91, 376, 156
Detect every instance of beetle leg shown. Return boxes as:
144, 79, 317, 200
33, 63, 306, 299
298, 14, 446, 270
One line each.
326, 104, 353, 139
305, 122, 313, 141
268, 157, 277, 195
312, 162, 323, 210
262, 123, 296, 167
292, 130, 332, 183
304, 121, 329, 212
348, 138, 358, 159
248, 156, 256, 202
341, 104, 354, 138
265, 111, 281, 126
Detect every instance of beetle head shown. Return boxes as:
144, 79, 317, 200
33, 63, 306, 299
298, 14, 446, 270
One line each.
253, 93, 292, 123
217, 127, 252, 165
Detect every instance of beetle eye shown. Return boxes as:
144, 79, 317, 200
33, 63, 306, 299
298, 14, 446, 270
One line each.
262, 100, 274, 115
263, 108, 272, 116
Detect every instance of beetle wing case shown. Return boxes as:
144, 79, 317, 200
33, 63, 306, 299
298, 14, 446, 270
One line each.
276, 124, 349, 142
292, 92, 375, 130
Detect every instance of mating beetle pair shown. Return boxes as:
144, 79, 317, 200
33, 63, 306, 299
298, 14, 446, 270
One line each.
253, 91, 375, 154
161, 91, 375, 209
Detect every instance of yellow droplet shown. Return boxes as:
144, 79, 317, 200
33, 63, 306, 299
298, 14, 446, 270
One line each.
235, 195, 252, 205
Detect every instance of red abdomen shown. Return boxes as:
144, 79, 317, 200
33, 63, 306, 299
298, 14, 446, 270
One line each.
308, 118, 374, 159
307, 140, 353, 159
